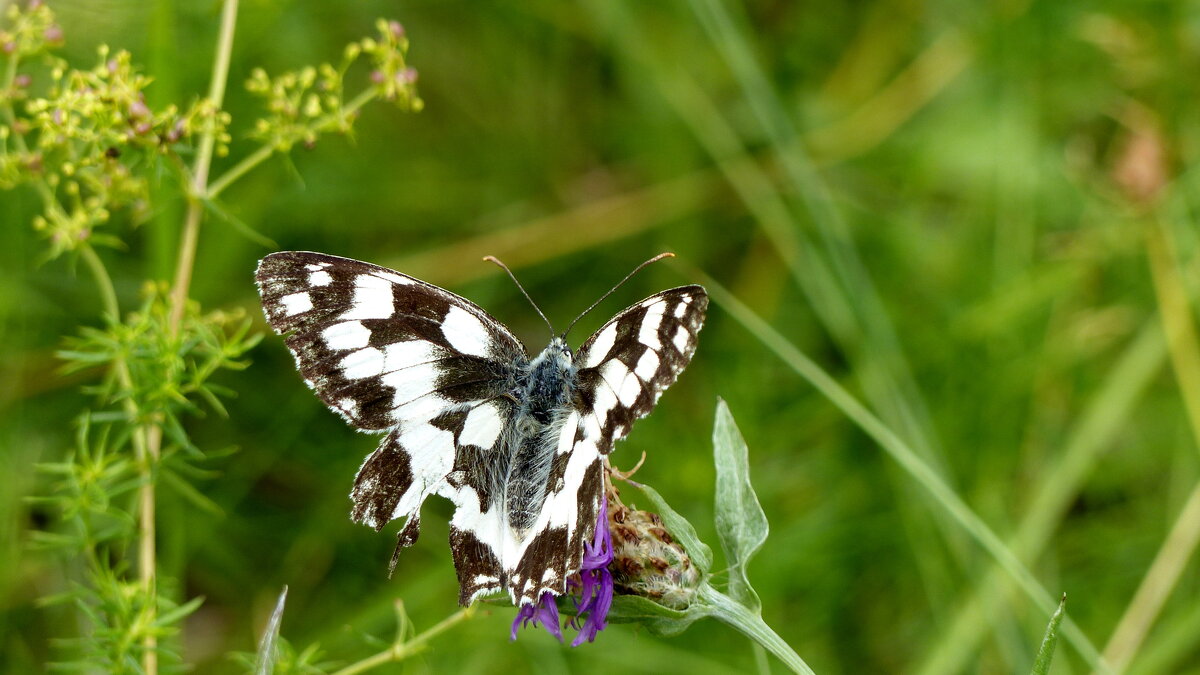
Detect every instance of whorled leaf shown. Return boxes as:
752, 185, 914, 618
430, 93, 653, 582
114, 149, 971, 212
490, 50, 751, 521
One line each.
712, 398, 768, 612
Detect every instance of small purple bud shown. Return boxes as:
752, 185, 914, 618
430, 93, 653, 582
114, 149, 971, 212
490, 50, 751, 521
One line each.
165, 121, 184, 143
370, 70, 385, 84
134, 121, 151, 135
107, 59, 119, 74
44, 25, 63, 44
2, 42, 16, 55
14, 74, 31, 88
29, 0, 45, 9
396, 67, 418, 85
51, 109, 63, 125
388, 21, 405, 39
129, 99, 150, 119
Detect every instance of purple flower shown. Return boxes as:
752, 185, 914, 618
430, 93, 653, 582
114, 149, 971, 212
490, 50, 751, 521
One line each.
510, 495, 615, 645
510, 591, 562, 643
569, 494, 614, 644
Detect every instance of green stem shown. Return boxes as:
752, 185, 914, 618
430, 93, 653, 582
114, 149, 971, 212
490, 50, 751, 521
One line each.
78, 244, 120, 322
206, 87, 378, 201
698, 585, 813, 675
330, 605, 476, 675
168, 0, 238, 331
205, 144, 271, 200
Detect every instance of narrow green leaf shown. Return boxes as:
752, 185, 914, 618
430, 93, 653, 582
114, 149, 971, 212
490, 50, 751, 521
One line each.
1031, 594, 1067, 675
712, 398, 767, 612
155, 595, 205, 627
254, 586, 289, 675
201, 197, 278, 248
631, 482, 713, 572
160, 467, 224, 516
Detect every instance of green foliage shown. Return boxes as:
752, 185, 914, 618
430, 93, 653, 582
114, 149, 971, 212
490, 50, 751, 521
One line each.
2, 2, 424, 672
58, 284, 259, 436
6, 0, 1200, 673
712, 398, 767, 613
1031, 595, 1067, 675
245, 18, 422, 153
608, 401, 811, 674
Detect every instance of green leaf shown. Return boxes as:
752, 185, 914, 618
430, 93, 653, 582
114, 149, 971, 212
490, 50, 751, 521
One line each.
606, 594, 707, 637
254, 586, 288, 675
1031, 594, 1067, 675
155, 595, 205, 627
712, 398, 767, 612
631, 482, 713, 572
160, 467, 224, 516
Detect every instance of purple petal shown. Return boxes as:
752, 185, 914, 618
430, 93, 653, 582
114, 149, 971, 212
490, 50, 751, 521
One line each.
510, 603, 535, 641
510, 591, 563, 643
571, 568, 614, 646
581, 495, 614, 570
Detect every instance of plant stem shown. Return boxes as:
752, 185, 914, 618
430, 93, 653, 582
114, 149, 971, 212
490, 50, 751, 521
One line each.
168, 0, 239, 331
330, 605, 476, 675
80, 243, 159, 672
140, 3, 239, 673
206, 87, 378, 200
698, 585, 813, 675
205, 144, 271, 201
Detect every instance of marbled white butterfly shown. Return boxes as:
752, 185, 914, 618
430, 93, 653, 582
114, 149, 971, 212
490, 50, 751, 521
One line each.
255, 251, 706, 606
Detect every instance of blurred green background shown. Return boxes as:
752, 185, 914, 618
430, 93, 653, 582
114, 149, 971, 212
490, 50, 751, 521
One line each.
5, 0, 1200, 672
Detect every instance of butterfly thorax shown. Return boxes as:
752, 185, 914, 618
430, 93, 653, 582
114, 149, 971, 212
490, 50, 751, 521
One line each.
503, 337, 576, 532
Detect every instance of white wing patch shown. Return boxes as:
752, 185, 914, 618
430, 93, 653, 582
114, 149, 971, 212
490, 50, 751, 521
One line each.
322, 321, 371, 351
381, 361, 443, 404
281, 292, 312, 316
583, 322, 618, 368
390, 423, 456, 520
442, 305, 492, 357
634, 349, 659, 379
342, 274, 396, 321
672, 325, 690, 353
341, 346, 385, 380
460, 402, 504, 448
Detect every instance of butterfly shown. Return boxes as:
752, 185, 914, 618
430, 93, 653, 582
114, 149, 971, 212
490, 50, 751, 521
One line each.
255, 251, 707, 606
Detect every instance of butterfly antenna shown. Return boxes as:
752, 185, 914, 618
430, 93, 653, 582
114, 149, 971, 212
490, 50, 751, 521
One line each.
564, 252, 675, 338
483, 256, 555, 337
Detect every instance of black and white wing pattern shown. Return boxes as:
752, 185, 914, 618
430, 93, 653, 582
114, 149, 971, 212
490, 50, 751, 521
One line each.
573, 286, 708, 454
256, 251, 525, 546
257, 251, 707, 609
483, 287, 709, 604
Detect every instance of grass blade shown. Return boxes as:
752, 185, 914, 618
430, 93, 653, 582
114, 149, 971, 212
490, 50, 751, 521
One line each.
254, 586, 288, 675
1030, 594, 1067, 675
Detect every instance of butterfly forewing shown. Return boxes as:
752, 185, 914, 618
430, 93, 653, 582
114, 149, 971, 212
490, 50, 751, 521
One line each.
256, 251, 524, 544
572, 285, 708, 453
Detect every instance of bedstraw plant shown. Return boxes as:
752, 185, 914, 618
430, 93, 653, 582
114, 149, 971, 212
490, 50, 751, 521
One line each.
4, 1, 420, 671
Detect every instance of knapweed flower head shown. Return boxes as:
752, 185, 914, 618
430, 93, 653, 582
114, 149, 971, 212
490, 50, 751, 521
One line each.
608, 487, 701, 609
511, 494, 614, 645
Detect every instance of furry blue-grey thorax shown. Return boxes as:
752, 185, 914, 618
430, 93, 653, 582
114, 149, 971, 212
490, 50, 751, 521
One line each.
256, 251, 707, 606
517, 337, 576, 424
